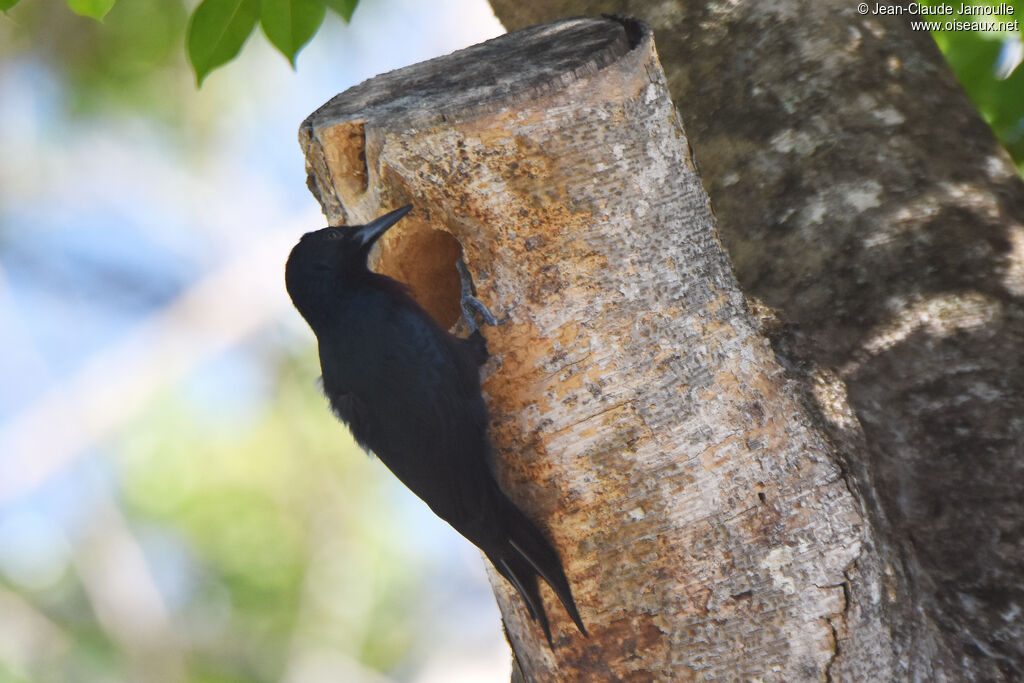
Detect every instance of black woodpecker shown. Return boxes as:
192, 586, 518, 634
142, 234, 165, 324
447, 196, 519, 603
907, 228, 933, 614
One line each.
284, 204, 586, 645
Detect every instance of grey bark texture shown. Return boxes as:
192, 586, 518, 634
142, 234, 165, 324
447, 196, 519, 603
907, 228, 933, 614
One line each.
486, 1, 1024, 681
296, 15, 950, 681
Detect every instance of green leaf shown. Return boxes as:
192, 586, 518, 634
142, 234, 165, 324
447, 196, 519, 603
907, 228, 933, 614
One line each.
1, 0, 22, 13
261, 0, 326, 67
66, 0, 117, 20
322, 0, 357, 22
187, 0, 261, 86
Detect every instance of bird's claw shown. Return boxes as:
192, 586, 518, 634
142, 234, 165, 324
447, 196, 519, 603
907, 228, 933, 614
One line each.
456, 257, 508, 333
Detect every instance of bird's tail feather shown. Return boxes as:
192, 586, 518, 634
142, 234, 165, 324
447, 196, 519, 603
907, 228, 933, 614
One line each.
491, 552, 553, 646
497, 494, 588, 640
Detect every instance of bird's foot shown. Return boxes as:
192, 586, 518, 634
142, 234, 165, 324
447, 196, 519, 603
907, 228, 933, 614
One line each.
456, 257, 508, 333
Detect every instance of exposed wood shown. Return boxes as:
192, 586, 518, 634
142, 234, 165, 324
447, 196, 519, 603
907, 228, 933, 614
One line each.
300, 17, 902, 680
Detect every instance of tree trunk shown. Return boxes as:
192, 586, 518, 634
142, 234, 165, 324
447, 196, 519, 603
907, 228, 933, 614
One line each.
297, 16, 932, 680
487, 1, 1024, 680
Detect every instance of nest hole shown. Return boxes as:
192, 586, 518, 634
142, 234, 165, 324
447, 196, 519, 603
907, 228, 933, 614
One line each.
376, 222, 464, 330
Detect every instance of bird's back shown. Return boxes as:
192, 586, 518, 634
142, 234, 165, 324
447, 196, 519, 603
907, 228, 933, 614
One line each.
318, 279, 496, 529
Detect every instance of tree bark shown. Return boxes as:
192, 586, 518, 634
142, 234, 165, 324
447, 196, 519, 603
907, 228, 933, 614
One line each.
297, 16, 930, 681
488, 1, 1024, 680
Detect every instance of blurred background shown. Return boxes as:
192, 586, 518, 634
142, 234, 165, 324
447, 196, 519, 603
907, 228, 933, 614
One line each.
0, 1, 507, 681
0, 1, 1021, 681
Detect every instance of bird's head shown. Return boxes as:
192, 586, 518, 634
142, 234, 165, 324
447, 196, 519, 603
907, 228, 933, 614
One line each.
285, 204, 413, 324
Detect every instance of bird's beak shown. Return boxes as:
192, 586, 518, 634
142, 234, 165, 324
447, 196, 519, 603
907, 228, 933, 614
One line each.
353, 204, 414, 247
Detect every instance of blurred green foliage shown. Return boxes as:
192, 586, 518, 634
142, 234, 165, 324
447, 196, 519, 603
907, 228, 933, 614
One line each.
322, 0, 358, 22
1, 0, 359, 84
186, 0, 262, 86
922, 0, 1024, 163
113, 351, 422, 680
0, 0, 190, 119
66, 0, 115, 20
184, 0, 355, 83
259, 0, 328, 70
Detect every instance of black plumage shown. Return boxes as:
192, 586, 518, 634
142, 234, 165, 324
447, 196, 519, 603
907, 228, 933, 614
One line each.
284, 204, 586, 645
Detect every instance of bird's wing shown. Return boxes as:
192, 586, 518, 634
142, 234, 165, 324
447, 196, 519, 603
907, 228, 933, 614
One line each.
319, 294, 492, 501
366, 302, 500, 526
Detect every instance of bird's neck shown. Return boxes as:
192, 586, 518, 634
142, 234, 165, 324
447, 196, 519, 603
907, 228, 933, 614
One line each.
288, 268, 341, 334
297, 271, 411, 336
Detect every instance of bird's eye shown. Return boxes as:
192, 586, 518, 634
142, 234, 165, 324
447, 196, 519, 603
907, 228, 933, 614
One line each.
325, 229, 342, 240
